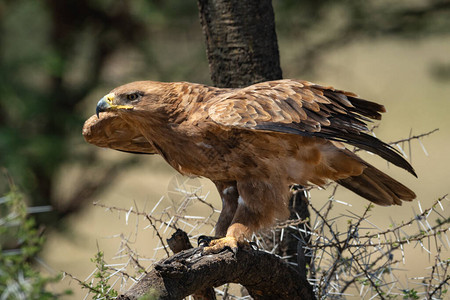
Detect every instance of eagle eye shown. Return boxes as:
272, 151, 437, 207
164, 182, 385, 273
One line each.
126, 93, 140, 101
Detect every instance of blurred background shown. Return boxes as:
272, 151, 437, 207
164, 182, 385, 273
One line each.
1, 0, 449, 298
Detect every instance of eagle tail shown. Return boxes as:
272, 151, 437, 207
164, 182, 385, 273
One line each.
337, 163, 416, 206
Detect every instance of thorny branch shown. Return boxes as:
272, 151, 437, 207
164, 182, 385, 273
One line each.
310, 195, 449, 251
347, 246, 387, 300
307, 194, 449, 298
389, 128, 439, 145
355, 127, 438, 158
94, 201, 173, 258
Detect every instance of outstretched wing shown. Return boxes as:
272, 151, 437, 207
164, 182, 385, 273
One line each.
208, 79, 416, 176
82, 112, 156, 154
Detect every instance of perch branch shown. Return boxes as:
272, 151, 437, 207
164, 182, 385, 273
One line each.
166, 229, 216, 300
117, 238, 315, 300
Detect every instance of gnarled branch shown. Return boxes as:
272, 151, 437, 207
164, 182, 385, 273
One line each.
118, 232, 314, 300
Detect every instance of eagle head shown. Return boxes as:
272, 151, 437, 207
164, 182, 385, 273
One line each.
96, 81, 168, 118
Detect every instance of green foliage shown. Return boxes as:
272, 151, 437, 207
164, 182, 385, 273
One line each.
79, 251, 118, 300
0, 186, 71, 299
402, 289, 419, 299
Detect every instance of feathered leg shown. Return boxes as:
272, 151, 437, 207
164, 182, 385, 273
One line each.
204, 179, 290, 254
213, 181, 239, 237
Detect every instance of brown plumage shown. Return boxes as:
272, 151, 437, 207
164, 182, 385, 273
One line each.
83, 79, 416, 252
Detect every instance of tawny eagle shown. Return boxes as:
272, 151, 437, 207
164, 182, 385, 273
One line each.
83, 79, 416, 252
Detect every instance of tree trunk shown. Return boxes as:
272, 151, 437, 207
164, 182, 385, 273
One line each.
197, 0, 282, 88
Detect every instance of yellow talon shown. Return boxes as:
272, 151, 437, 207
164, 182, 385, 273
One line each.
203, 236, 250, 254
203, 236, 238, 254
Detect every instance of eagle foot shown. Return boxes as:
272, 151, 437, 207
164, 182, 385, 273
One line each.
202, 236, 248, 255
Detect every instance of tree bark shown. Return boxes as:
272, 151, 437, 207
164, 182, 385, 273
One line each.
197, 0, 282, 88
166, 229, 216, 300
117, 231, 315, 300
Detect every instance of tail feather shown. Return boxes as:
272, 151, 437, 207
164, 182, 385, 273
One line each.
337, 163, 416, 206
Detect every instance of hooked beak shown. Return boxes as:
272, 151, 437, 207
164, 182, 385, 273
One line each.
96, 93, 133, 118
